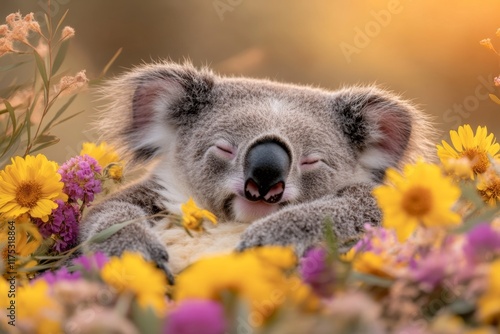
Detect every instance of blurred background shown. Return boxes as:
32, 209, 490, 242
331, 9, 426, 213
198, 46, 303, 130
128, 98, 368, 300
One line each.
1, 0, 499, 163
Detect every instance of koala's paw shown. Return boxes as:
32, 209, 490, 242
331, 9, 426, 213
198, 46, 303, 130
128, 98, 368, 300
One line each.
85, 227, 175, 284
235, 217, 318, 257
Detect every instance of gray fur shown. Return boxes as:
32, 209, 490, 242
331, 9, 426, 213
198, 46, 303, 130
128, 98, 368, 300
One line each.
80, 61, 434, 276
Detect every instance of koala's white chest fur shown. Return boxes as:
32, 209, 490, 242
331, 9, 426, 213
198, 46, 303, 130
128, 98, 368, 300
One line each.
153, 221, 248, 274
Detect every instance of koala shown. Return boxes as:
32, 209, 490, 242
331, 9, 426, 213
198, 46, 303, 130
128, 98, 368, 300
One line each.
79, 62, 433, 281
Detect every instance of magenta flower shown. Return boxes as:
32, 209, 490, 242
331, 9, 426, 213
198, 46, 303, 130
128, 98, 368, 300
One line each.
410, 252, 451, 290
164, 300, 226, 334
300, 247, 335, 297
36, 200, 80, 252
36, 267, 81, 285
72, 252, 108, 272
58, 154, 102, 204
463, 223, 500, 264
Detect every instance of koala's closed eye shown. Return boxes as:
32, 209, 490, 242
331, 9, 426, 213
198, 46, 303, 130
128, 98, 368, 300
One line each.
299, 154, 322, 171
211, 139, 236, 160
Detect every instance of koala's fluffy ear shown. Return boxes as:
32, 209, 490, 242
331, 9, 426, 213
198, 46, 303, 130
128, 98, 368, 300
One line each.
332, 86, 433, 178
97, 62, 214, 164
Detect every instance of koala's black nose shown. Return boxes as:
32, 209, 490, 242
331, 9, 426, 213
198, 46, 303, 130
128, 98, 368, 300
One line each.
244, 141, 291, 204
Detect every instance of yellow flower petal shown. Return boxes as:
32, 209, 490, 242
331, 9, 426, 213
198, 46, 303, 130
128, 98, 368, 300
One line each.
0, 155, 65, 221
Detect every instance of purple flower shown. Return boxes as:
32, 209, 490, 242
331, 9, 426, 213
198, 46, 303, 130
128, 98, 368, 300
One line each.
354, 225, 396, 253
72, 252, 108, 272
410, 253, 451, 290
36, 267, 81, 285
164, 300, 226, 334
463, 223, 500, 263
36, 200, 80, 252
300, 247, 335, 297
59, 154, 102, 204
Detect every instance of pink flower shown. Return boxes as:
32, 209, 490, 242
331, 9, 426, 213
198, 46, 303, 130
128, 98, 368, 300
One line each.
36, 200, 80, 252
58, 154, 102, 204
300, 247, 335, 297
164, 300, 226, 334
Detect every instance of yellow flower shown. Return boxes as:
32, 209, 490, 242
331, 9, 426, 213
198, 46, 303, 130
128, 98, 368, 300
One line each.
477, 168, 500, 206
437, 125, 500, 179
101, 251, 168, 315
1, 215, 41, 276
180, 197, 217, 232
477, 259, 500, 323
373, 161, 461, 242
15, 280, 62, 333
343, 247, 402, 279
81, 142, 123, 181
0, 155, 67, 222
442, 157, 474, 180
175, 246, 318, 324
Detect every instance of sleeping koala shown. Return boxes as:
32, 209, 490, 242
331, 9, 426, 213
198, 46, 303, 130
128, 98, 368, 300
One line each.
79, 62, 433, 281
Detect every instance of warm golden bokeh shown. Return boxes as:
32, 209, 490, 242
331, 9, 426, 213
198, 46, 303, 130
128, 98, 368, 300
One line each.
1, 1, 499, 163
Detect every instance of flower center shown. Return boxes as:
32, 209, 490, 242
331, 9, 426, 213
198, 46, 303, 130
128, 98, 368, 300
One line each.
15, 181, 42, 208
402, 186, 433, 217
461, 148, 490, 175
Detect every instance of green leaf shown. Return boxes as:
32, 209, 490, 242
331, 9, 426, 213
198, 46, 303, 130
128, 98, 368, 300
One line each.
0, 83, 24, 99
0, 61, 28, 72
448, 299, 476, 315
87, 219, 138, 244
0, 120, 24, 163
33, 254, 68, 260
33, 133, 58, 145
323, 216, 338, 261
131, 302, 163, 334
41, 94, 77, 132
97, 47, 123, 80
54, 9, 70, 35
457, 206, 500, 233
489, 94, 500, 105
34, 50, 49, 87
26, 93, 41, 145
47, 110, 85, 130
44, 13, 51, 34
30, 136, 60, 153
349, 271, 393, 288
4, 101, 16, 133
459, 181, 485, 209
52, 39, 70, 75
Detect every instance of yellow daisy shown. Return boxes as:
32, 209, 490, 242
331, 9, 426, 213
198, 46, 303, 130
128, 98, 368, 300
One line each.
180, 197, 217, 232
437, 124, 500, 179
477, 168, 500, 206
373, 161, 461, 242
100, 251, 168, 315
81, 142, 123, 181
10, 279, 62, 333
175, 246, 318, 323
0, 155, 67, 222
1, 215, 42, 275
477, 259, 500, 323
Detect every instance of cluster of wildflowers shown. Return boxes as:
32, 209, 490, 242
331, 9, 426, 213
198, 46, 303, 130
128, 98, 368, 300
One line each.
0, 141, 122, 279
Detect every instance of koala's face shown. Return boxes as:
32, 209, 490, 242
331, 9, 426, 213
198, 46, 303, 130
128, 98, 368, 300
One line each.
100, 63, 429, 223
176, 81, 362, 223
